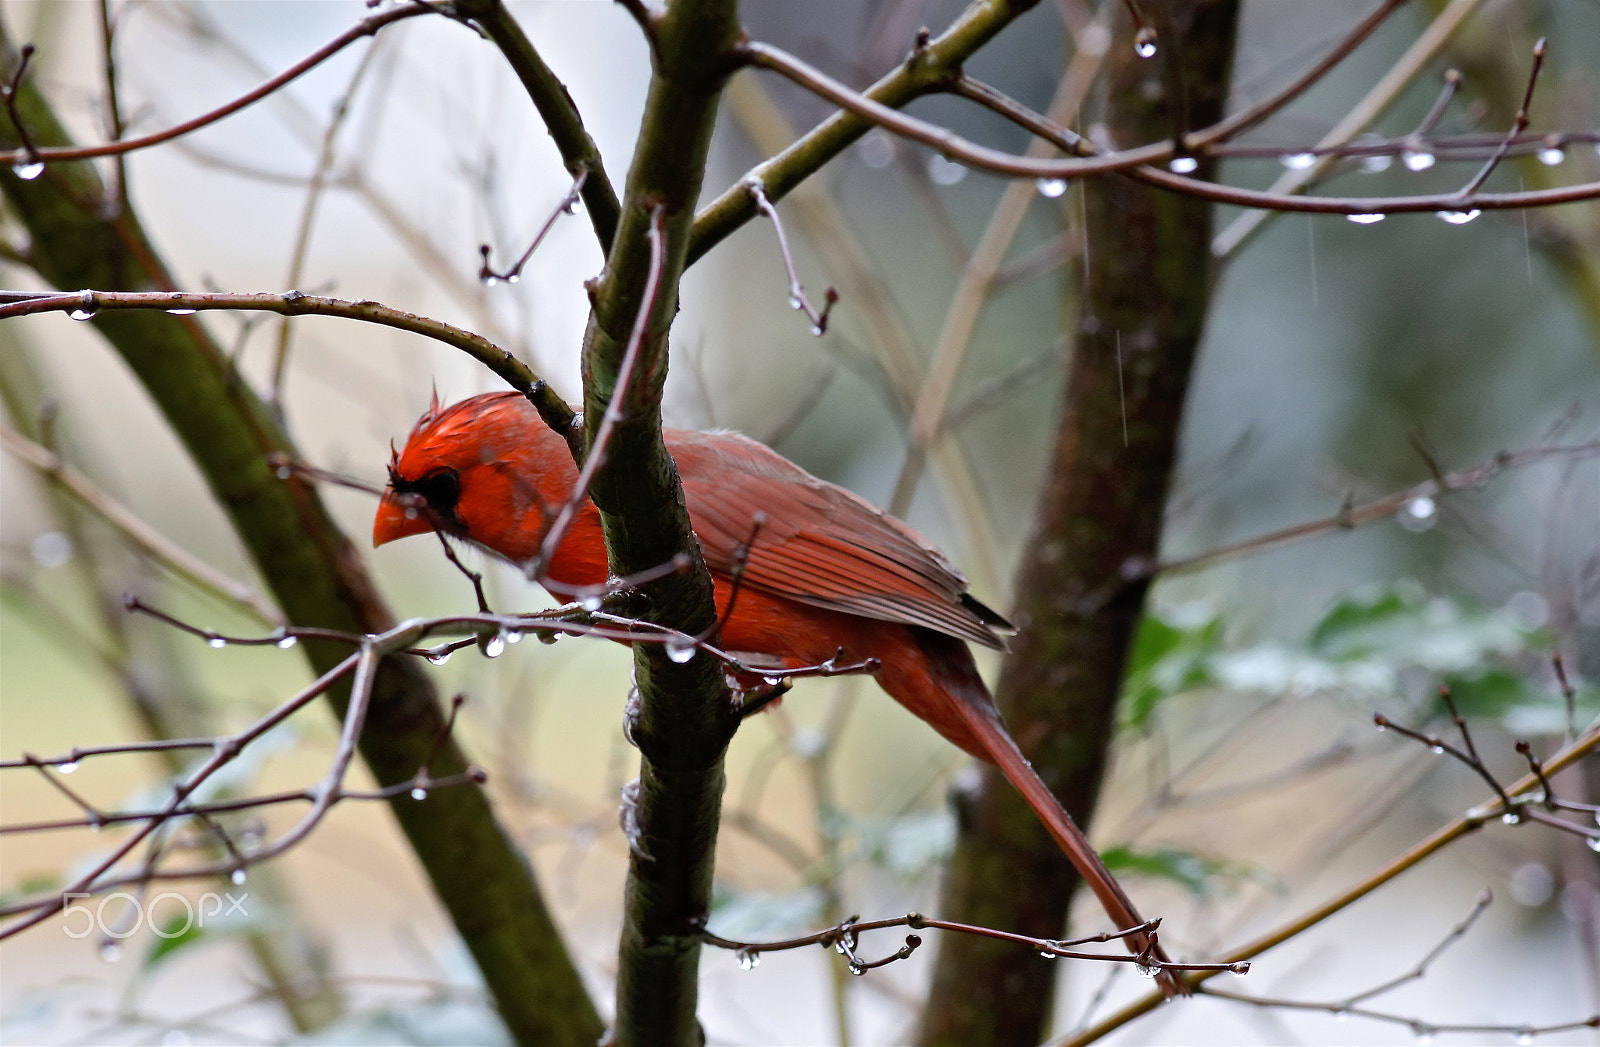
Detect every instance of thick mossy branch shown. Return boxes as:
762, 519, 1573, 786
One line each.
575, 2, 743, 1045
455, 0, 622, 252
0, 27, 601, 1047
687, 0, 1042, 266
916, 4, 1241, 1045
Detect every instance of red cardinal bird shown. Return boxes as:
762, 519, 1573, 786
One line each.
374, 390, 1177, 988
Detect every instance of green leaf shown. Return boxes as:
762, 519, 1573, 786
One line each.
144, 913, 205, 967
1439, 667, 1540, 718
1121, 610, 1223, 728
0, 871, 62, 908
1309, 582, 1530, 671
1309, 582, 1425, 658
1101, 846, 1268, 899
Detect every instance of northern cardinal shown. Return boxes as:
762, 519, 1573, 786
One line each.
374, 390, 1177, 989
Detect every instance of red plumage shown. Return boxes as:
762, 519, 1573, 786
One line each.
374, 390, 1178, 991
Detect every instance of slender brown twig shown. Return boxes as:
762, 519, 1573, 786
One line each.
478, 166, 589, 284
0, 4, 442, 169
739, 38, 1600, 215
1457, 38, 1546, 198
533, 205, 667, 574
1132, 438, 1600, 580
745, 179, 837, 335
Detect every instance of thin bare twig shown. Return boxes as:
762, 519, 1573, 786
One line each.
478, 166, 589, 284
699, 910, 1247, 978
533, 205, 667, 574
1212, 0, 1489, 257
1061, 721, 1600, 1044
0, 4, 442, 169
0, 289, 573, 433
745, 179, 837, 335
1, 42, 41, 172
1457, 38, 1546, 198
1133, 438, 1600, 580
1, 422, 283, 624
270, 31, 390, 406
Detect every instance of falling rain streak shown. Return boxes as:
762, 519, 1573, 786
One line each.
1521, 176, 1534, 284
1115, 330, 1128, 448
1308, 215, 1318, 309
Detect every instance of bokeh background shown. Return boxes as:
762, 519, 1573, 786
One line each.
2, 1, 1598, 1043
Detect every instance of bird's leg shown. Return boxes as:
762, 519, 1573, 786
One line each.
618, 778, 652, 862
622, 683, 642, 748
737, 677, 792, 719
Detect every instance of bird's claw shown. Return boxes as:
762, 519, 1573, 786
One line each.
623, 685, 642, 748
619, 778, 652, 862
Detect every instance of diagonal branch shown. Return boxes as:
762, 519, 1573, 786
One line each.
453, 0, 622, 251
0, 422, 283, 624
688, 0, 1043, 265
1060, 724, 1600, 1044
0, 2, 441, 169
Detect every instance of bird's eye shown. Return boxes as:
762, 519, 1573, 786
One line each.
393, 468, 461, 519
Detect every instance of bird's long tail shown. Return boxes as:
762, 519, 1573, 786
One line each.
893, 628, 1187, 998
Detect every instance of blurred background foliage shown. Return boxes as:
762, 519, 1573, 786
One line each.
1, 0, 1597, 1043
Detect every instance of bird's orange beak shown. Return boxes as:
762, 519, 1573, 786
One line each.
372, 489, 435, 548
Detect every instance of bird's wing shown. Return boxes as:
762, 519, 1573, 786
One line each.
670, 429, 1012, 650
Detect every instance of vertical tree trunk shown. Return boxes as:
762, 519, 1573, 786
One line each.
917, 4, 1239, 1043
577, 3, 744, 1045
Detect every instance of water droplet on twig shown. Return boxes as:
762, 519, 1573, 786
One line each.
1402, 149, 1435, 172
926, 155, 967, 186
1397, 496, 1437, 532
